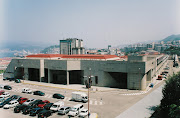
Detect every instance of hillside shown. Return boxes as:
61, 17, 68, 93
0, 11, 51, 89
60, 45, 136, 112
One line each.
40, 45, 59, 54
162, 34, 180, 42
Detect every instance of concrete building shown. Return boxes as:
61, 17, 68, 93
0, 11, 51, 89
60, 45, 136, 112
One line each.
3, 54, 168, 90
60, 38, 85, 55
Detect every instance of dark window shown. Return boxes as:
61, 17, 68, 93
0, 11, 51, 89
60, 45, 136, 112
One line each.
95, 76, 98, 84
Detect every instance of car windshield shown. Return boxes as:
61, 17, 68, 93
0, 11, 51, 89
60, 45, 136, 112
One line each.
81, 110, 87, 113
60, 108, 64, 110
71, 108, 77, 112
52, 105, 57, 108
26, 100, 30, 102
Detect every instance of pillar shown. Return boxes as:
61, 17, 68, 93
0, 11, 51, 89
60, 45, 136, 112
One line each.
24, 68, 28, 80
40, 59, 44, 82
67, 71, 69, 85
48, 69, 51, 83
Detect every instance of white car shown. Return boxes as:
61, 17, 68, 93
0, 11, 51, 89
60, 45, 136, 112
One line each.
3, 100, 19, 109
23, 98, 36, 105
68, 104, 84, 117
79, 109, 90, 118
0, 84, 4, 89
0, 92, 10, 98
22, 88, 32, 94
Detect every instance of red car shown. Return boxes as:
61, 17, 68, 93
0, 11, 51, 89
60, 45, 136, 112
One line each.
38, 100, 50, 108
0, 90, 5, 95
18, 98, 28, 104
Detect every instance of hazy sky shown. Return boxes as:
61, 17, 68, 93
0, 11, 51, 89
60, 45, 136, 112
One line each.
1, 0, 180, 48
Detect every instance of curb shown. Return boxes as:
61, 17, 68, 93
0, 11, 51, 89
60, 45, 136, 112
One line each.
22, 82, 88, 92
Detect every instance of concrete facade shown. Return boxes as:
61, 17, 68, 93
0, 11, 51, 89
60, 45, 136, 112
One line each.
3, 54, 168, 90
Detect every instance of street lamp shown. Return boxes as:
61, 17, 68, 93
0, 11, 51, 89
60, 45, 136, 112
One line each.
139, 68, 141, 90
83, 68, 93, 118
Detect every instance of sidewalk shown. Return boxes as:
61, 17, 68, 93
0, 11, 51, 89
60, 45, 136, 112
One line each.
22, 80, 120, 93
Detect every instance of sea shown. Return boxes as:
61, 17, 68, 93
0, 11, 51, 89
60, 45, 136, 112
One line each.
0, 52, 15, 58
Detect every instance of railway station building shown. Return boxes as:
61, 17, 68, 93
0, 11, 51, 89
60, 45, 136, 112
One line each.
3, 54, 168, 90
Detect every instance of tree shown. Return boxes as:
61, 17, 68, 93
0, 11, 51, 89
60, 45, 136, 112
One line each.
151, 72, 180, 118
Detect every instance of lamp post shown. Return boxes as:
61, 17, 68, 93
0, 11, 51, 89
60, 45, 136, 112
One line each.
83, 68, 93, 118
88, 68, 91, 118
139, 68, 141, 90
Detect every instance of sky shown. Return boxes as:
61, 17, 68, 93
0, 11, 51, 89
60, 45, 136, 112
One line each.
1, 0, 180, 48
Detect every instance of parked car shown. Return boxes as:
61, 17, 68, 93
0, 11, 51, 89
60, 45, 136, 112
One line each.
22, 106, 34, 114
3, 100, 19, 109
58, 106, 71, 115
22, 88, 32, 94
10, 95, 21, 101
29, 107, 44, 116
38, 100, 50, 108
79, 109, 90, 118
0, 96, 5, 102
53, 93, 65, 99
33, 91, 45, 96
68, 104, 84, 117
50, 101, 64, 112
15, 79, 21, 83
0, 90, 5, 95
0, 92, 10, 98
3, 78, 8, 81
8, 78, 16, 81
29, 99, 43, 107
22, 100, 42, 114
0, 84, 4, 89
23, 98, 36, 105
14, 104, 28, 113
44, 103, 53, 110
18, 98, 28, 104
0, 97, 13, 108
38, 109, 52, 118
4, 85, 12, 90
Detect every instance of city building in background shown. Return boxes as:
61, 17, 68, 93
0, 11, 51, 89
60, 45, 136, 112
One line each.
60, 38, 85, 55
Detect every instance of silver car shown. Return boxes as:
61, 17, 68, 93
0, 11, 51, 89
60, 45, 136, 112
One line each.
58, 106, 71, 115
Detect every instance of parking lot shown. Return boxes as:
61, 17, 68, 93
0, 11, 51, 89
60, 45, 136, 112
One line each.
0, 60, 178, 118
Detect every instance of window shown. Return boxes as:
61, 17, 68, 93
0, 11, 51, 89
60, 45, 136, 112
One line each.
95, 76, 98, 84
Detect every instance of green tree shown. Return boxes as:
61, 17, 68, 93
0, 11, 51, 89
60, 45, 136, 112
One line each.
151, 72, 180, 118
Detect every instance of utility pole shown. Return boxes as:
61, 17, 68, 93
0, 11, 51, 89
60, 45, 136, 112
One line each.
88, 68, 91, 118
139, 68, 141, 90
83, 68, 94, 118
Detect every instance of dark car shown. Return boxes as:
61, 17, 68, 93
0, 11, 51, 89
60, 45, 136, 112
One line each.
0, 97, 13, 108
8, 78, 16, 81
33, 91, 45, 96
29, 107, 44, 116
29, 99, 43, 107
10, 95, 22, 101
22, 106, 34, 114
4, 85, 12, 90
44, 103, 53, 110
53, 93, 65, 99
38, 109, 52, 118
3, 78, 8, 81
0, 101, 7, 108
14, 104, 28, 113
15, 79, 21, 83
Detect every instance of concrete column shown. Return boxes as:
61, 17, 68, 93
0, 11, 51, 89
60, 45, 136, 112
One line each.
48, 69, 51, 83
67, 71, 69, 85
24, 68, 28, 80
40, 59, 44, 82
